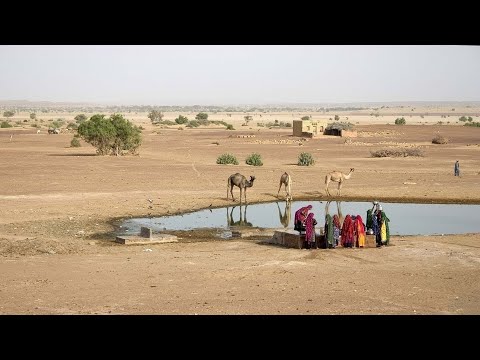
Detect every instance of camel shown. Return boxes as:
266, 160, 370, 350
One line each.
276, 201, 292, 228
325, 168, 354, 197
227, 173, 255, 204
277, 172, 292, 201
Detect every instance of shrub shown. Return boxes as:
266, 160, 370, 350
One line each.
66, 122, 78, 130
326, 122, 354, 131
1, 121, 12, 128
75, 114, 87, 123
465, 122, 480, 127
301, 116, 310, 120
245, 153, 263, 166
370, 148, 424, 157
30, 113, 36, 120
217, 153, 239, 165
3, 111, 14, 117
175, 115, 189, 124
70, 138, 81, 147
226, 124, 235, 130
195, 112, 208, 120
432, 135, 449, 144
186, 120, 200, 127
395, 117, 406, 125
298, 152, 315, 166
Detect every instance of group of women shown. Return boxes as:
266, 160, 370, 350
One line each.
293, 202, 390, 249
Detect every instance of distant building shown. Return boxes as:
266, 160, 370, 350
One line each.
292, 119, 328, 137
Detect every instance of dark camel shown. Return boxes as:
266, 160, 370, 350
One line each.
227, 173, 255, 204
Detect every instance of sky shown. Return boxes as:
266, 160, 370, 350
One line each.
0, 45, 479, 105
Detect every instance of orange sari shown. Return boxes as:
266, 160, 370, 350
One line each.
355, 215, 366, 247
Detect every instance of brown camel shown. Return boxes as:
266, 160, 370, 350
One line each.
277, 172, 292, 201
325, 168, 354, 196
227, 173, 255, 204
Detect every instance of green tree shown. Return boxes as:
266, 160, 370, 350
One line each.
148, 110, 164, 124
30, 113, 36, 120
395, 117, 406, 125
334, 115, 340, 121
195, 112, 208, 120
75, 114, 87, 123
77, 114, 142, 156
3, 111, 14, 117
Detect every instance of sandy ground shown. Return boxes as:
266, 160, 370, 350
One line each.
1, 109, 479, 314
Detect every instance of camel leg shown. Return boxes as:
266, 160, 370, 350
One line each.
337, 182, 342, 196
230, 185, 235, 202
244, 188, 247, 204
325, 181, 331, 197
277, 182, 282, 198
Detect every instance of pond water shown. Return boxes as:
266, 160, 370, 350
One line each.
119, 201, 480, 236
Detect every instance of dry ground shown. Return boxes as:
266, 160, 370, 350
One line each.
1, 109, 479, 314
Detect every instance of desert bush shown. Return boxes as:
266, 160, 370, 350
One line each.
186, 120, 200, 127
285, 123, 292, 127
370, 148, 424, 158
75, 114, 87, 123
148, 110, 164, 124
257, 122, 265, 127
226, 124, 235, 130
158, 120, 177, 126
66, 122, 78, 130
195, 112, 208, 120
301, 116, 310, 120
465, 122, 480, 127
298, 152, 315, 166
30, 113, 36, 120
175, 115, 189, 124
245, 153, 263, 166
217, 153, 239, 165
70, 137, 81, 147
326, 122, 354, 131
1, 121, 12, 128
52, 120, 65, 128
395, 117, 406, 125
3, 111, 14, 117
432, 135, 449, 144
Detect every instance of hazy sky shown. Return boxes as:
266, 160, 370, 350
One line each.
0, 45, 479, 105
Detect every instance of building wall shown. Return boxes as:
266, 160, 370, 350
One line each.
293, 120, 328, 137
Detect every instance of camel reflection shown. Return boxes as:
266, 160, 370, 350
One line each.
276, 201, 292, 228
226, 205, 253, 227
325, 200, 344, 227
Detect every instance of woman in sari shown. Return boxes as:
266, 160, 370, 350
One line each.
294, 205, 312, 233
341, 214, 355, 248
304, 212, 318, 249
355, 214, 366, 248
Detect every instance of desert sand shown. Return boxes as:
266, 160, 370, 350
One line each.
0, 107, 479, 314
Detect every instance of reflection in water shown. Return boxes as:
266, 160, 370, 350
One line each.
325, 201, 344, 227
120, 201, 480, 236
276, 201, 292, 228
227, 205, 253, 227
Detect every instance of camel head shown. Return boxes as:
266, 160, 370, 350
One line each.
350, 168, 355, 173
249, 176, 256, 183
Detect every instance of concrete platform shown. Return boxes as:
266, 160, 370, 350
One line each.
115, 234, 178, 245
